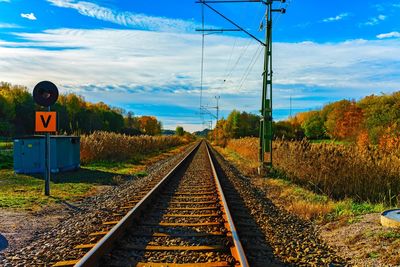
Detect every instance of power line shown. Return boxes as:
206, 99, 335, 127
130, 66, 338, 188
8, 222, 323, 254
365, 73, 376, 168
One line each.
237, 45, 263, 92
223, 38, 252, 84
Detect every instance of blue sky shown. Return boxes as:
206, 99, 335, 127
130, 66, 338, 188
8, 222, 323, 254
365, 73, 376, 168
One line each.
1, 0, 400, 131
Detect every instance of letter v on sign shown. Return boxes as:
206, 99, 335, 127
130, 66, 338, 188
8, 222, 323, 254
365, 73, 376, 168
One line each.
35, 112, 57, 132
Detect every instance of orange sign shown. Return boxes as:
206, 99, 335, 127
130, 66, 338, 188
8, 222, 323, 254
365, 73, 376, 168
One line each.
35, 112, 57, 132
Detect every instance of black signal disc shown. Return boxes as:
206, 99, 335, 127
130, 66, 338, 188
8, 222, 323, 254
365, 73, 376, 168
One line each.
33, 81, 59, 107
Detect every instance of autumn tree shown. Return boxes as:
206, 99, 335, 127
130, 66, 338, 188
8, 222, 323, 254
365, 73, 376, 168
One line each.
138, 116, 162, 136
324, 100, 352, 139
335, 103, 364, 141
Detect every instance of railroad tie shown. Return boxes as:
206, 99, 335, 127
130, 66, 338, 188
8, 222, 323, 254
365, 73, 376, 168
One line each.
163, 213, 219, 218
52, 260, 79, 267
126, 245, 224, 251
136, 262, 231, 267
74, 243, 96, 249
144, 222, 221, 227
164, 206, 219, 211
130, 232, 225, 237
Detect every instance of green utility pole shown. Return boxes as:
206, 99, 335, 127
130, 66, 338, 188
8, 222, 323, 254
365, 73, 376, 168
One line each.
197, 0, 285, 173
259, 0, 285, 175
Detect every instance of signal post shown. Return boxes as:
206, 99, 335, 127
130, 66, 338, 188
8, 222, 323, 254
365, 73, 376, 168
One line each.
33, 81, 59, 196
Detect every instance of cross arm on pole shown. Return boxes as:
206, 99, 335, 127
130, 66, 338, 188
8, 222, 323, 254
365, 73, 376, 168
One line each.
196, 28, 242, 32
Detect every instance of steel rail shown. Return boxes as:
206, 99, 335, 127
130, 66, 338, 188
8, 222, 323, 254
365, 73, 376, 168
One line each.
74, 142, 202, 267
205, 143, 250, 267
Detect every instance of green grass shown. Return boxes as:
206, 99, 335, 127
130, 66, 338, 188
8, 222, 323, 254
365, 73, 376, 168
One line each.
367, 251, 380, 259
0, 164, 149, 210
0, 152, 13, 169
0, 169, 93, 209
0, 141, 12, 149
0, 152, 151, 209
0, 140, 13, 169
380, 231, 400, 239
333, 201, 385, 217
0, 143, 188, 210
84, 160, 145, 175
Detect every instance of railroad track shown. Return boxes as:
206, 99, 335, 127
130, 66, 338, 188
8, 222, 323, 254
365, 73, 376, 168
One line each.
53, 141, 249, 267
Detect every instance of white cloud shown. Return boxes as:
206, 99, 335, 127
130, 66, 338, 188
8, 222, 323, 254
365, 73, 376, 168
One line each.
20, 13, 37, 20
0, 0, 11, 2
1, 28, 400, 130
377, 31, 400, 39
0, 23, 21, 28
378, 14, 387, 20
46, 0, 197, 32
322, 13, 349, 22
361, 14, 386, 26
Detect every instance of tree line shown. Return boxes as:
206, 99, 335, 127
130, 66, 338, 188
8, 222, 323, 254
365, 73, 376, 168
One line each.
208, 90, 400, 146
0, 82, 162, 137
208, 110, 260, 146
277, 91, 400, 145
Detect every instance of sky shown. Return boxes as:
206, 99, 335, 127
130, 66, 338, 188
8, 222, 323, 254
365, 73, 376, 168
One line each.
0, 0, 400, 132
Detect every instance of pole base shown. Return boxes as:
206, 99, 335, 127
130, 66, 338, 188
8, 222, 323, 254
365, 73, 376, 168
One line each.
258, 164, 266, 176
258, 162, 272, 177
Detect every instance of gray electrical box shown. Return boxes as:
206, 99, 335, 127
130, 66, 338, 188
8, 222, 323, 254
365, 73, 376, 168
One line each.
14, 136, 80, 174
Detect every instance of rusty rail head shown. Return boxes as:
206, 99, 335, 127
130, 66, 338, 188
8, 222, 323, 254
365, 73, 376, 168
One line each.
74, 142, 201, 267
205, 143, 249, 267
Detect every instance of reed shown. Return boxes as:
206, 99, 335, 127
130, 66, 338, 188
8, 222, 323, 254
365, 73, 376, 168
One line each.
227, 137, 400, 205
81, 131, 187, 163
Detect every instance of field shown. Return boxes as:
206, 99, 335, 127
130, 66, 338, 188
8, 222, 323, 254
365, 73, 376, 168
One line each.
225, 137, 399, 205
0, 134, 190, 209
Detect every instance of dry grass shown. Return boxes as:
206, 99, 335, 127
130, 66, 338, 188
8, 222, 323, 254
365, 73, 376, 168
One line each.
251, 177, 335, 221
227, 137, 400, 205
81, 131, 187, 163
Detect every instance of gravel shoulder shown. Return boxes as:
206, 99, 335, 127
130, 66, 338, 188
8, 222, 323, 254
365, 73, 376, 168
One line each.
216, 145, 400, 266
319, 213, 400, 266
0, 143, 195, 266
210, 146, 345, 266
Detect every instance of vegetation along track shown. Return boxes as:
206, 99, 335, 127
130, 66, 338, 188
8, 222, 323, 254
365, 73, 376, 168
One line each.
53, 141, 250, 267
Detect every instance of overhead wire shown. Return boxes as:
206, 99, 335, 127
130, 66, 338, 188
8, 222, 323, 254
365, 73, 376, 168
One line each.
237, 46, 263, 92
221, 2, 264, 86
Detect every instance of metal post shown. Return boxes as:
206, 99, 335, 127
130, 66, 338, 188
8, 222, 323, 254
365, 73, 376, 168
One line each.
215, 96, 220, 145
267, 4, 273, 167
259, 1, 282, 174
259, 4, 271, 174
45, 106, 51, 196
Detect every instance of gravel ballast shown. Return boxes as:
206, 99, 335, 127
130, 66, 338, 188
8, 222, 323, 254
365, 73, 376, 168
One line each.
0, 143, 196, 267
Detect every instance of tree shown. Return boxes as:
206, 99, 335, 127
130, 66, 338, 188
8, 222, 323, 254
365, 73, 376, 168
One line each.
274, 121, 304, 140
324, 100, 352, 139
175, 126, 184, 136
138, 116, 162, 136
335, 103, 364, 141
302, 111, 325, 139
